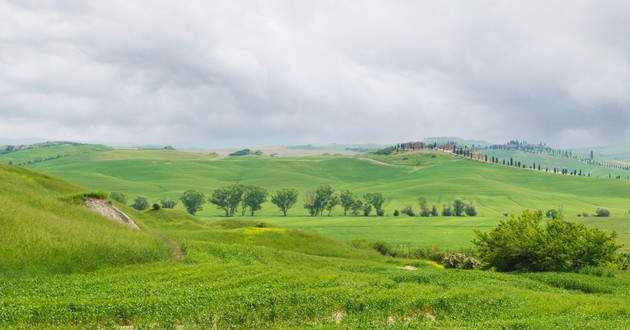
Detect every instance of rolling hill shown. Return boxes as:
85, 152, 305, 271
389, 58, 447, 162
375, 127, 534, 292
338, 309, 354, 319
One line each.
2, 142, 630, 251
1, 163, 630, 328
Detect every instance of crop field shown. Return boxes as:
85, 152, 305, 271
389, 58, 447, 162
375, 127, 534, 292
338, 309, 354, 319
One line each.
1, 151, 630, 328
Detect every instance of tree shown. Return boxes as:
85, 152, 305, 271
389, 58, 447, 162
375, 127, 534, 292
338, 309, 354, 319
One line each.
595, 207, 611, 217
160, 198, 178, 209
304, 185, 336, 216
473, 210, 621, 271
464, 200, 477, 216
180, 190, 205, 215
351, 199, 363, 216
442, 204, 453, 216
271, 188, 298, 216
132, 195, 150, 211
401, 205, 415, 216
418, 196, 430, 216
453, 198, 465, 216
431, 205, 439, 216
242, 186, 268, 216
325, 195, 339, 216
209, 184, 244, 217
362, 202, 372, 216
339, 190, 357, 216
364, 192, 385, 216
110, 192, 128, 204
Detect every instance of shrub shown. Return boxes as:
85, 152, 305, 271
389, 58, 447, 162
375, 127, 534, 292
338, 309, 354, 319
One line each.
109, 192, 128, 204
545, 208, 562, 219
152, 203, 161, 211
132, 196, 150, 211
453, 198, 465, 216
441, 204, 453, 216
393, 210, 399, 216
160, 198, 178, 209
442, 253, 480, 270
401, 205, 415, 216
473, 210, 622, 272
464, 200, 477, 216
595, 207, 611, 217
617, 253, 630, 270
430, 205, 438, 216
371, 241, 395, 256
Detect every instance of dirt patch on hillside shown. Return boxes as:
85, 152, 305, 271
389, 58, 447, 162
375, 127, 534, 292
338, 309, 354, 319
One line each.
84, 198, 140, 230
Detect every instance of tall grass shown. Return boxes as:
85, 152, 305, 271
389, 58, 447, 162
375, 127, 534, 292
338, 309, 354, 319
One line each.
0, 165, 172, 277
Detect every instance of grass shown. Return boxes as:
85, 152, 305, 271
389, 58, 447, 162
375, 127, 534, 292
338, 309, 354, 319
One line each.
481, 148, 630, 178
1, 164, 630, 328
0, 164, 173, 277
9, 144, 630, 250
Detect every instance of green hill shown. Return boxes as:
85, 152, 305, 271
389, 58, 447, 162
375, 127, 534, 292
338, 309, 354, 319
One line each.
3, 144, 630, 251
0, 164, 629, 328
0, 164, 173, 276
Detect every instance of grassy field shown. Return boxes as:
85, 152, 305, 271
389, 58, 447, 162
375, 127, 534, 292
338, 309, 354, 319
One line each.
4, 144, 629, 251
1, 164, 630, 328
480, 148, 630, 178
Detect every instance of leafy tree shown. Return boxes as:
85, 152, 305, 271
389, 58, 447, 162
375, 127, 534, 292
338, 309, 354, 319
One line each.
132, 195, 150, 211
453, 198, 465, 216
152, 203, 161, 211
160, 198, 178, 209
351, 199, 363, 216
401, 205, 415, 216
242, 185, 268, 216
442, 204, 453, 216
464, 200, 477, 216
339, 190, 357, 216
418, 196, 430, 216
362, 202, 372, 216
180, 190, 205, 215
596, 207, 611, 217
304, 185, 336, 216
431, 205, 439, 216
271, 188, 298, 216
473, 210, 621, 271
110, 192, 128, 204
364, 192, 385, 216
209, 184, 244, 217
325, 195, 339, 216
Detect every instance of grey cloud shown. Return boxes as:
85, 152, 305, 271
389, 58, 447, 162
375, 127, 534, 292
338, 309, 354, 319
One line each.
0, 1, 628, 148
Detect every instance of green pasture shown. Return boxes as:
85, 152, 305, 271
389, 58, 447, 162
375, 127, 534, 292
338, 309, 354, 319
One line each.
1, 163, 630, 328
481, 148, 630, 178
3, 144, 629, 250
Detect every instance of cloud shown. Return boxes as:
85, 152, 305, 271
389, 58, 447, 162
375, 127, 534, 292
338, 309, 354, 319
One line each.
0, 0, 628, 148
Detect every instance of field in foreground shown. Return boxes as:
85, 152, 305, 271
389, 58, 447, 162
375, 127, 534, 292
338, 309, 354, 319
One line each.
1, 164, 630, 329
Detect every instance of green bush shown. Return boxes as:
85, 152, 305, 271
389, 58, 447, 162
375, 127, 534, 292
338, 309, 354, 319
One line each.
132, 195, 150, 211
442, 253, 480, 270
473, 210, 622, 272
595, 207, 611, 217
371, 241, 396, 256
160, 198, 178, 209
109, 192, 128, 204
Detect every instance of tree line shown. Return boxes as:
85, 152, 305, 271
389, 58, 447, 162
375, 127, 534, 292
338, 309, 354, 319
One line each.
110, 186, 478, 218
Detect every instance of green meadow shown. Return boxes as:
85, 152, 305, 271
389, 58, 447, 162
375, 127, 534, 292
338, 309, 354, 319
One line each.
5, 144, 630, 250
1, 162, 630, 328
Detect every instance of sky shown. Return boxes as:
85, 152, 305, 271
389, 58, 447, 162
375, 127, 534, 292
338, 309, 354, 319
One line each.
1, 1, 629, 148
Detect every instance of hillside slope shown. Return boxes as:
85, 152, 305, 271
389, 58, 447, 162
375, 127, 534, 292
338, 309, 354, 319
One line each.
0, 164, 172, 277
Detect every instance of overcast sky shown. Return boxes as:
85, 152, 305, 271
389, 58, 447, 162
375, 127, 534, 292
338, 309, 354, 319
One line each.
1, 1, 629, 148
